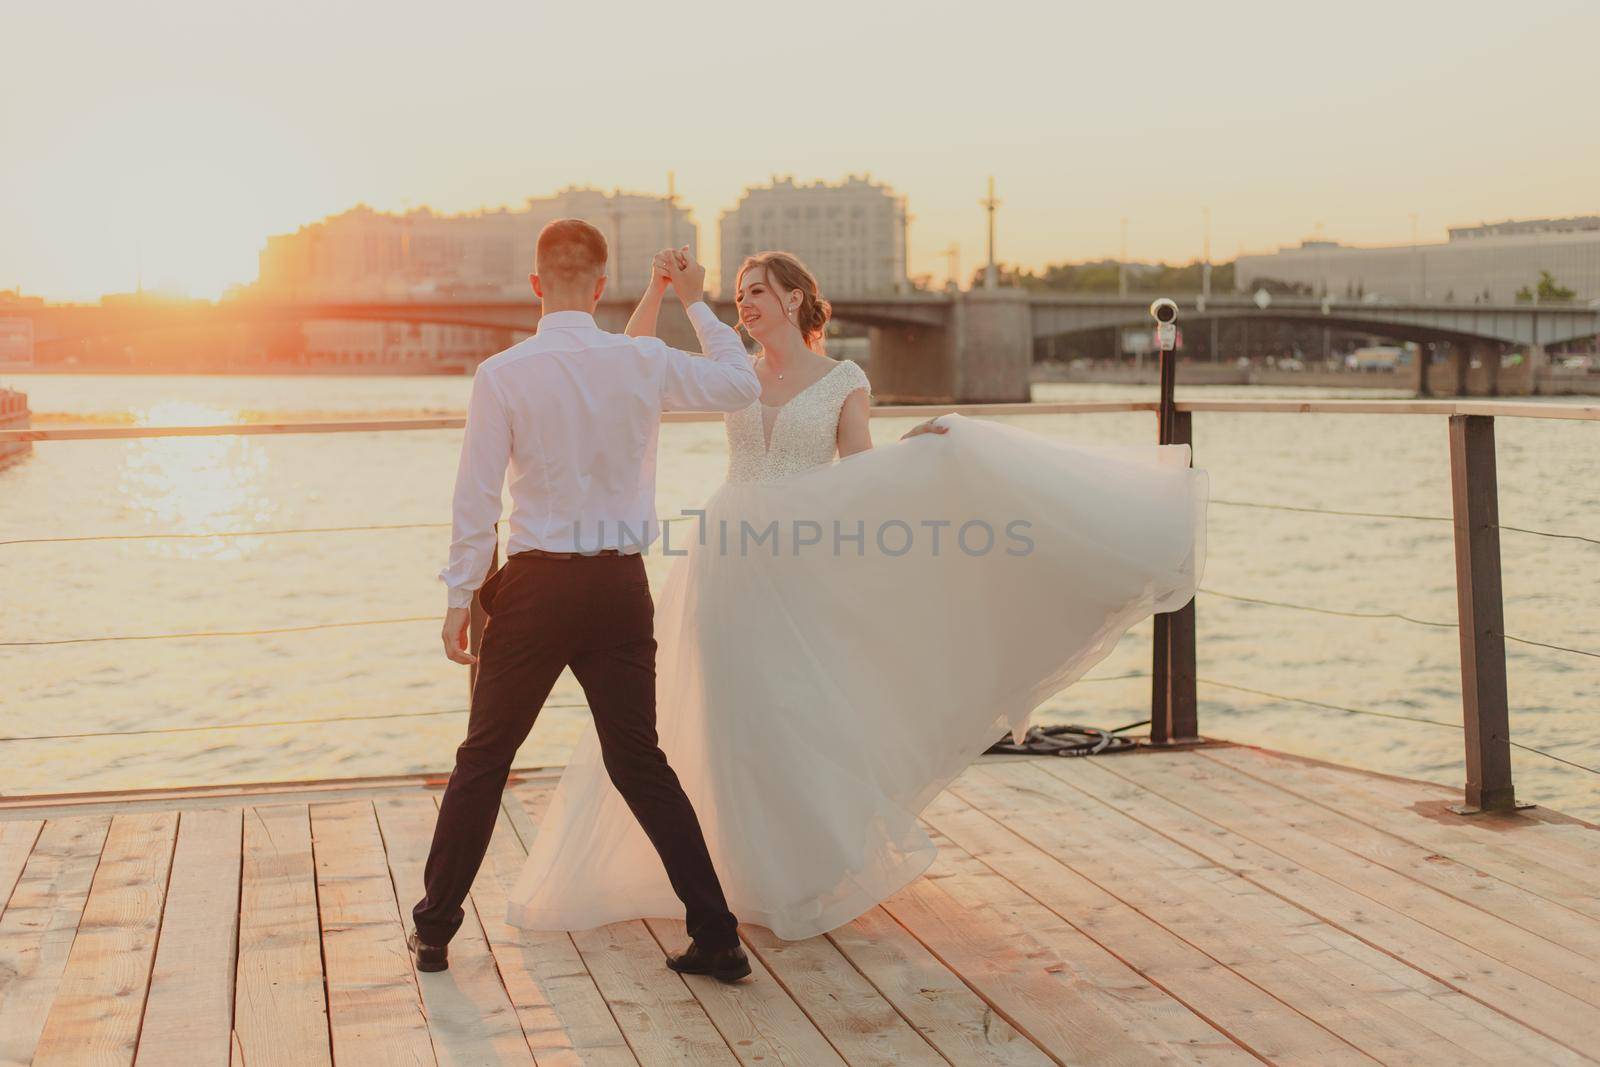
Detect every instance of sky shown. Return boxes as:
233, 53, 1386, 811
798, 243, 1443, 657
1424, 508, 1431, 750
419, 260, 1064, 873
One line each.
3, 0, 1598, 301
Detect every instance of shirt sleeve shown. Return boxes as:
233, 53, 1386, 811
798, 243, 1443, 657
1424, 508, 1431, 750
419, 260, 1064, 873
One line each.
656, 301, 762, 412
438, 366, 510, 608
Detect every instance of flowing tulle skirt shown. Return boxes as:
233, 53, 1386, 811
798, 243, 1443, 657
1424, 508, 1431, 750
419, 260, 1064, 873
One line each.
506, 414, 1208, 940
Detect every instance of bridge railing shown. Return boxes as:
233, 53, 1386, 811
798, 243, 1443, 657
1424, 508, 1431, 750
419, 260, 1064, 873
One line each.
2, 397, 1596, 813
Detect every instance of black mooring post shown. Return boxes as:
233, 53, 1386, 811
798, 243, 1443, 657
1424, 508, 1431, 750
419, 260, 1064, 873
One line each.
1447, 415, 1523, 813
1149, 302, 1198, 744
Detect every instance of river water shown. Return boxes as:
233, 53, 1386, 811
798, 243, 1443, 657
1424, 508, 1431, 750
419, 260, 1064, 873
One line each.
2, 373, 1595, 820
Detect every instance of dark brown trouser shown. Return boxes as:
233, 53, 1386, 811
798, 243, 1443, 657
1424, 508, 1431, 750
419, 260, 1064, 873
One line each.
412, 551, 739, 950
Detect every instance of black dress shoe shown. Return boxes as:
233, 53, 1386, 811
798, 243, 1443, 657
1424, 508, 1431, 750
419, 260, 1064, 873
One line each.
665, 940, 752, 983
407, 928, 448, 972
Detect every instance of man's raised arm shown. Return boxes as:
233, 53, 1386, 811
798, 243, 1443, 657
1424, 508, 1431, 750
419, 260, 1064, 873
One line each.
657, 254, 761, 413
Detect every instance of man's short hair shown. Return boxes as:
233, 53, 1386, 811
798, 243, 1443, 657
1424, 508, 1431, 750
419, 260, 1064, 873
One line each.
536, 219, 608, 283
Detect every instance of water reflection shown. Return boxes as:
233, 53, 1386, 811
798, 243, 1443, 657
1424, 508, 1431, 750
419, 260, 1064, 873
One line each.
119, 401, 275, 559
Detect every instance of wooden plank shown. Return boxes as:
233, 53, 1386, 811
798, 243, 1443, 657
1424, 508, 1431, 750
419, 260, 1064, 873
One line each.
1095, 752, 1600, 1053
1205, 747, 1600, 920
508, 785, 735, 1065
920, 788, 1373, 1065
310, 799, 435, 1066
1165, 752, 1600, 966
6, 398, 1596, 450
0, 815, 111, 1067
569, 920, 739, 1066
373, 794, 533, 1064
0, 820, 43, 916
0, 402, 1173, 447
136, 808, 243, 1065
1175, 399, 1600, 421
643, 918, 846, 1067
881, 835, 1247, 1065
2, 416, 470, 442
737, 923, 945, 1067
507, 781, 558, 827
1185, 752, 1600, 964
826, 906, 1054, 1066
233, 804, 332, 1066
32, 811, 179, 1065
472, 796, 636, 1066
971, 760, 1582, 1066
0, 766, 562, 817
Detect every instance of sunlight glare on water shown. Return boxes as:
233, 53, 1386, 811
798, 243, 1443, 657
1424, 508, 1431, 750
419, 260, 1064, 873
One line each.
119, 400, 277, 561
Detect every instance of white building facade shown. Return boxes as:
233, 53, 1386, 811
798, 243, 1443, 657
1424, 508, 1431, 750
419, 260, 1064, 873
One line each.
718, 176, 908, 298
1236, 216, 1600, 305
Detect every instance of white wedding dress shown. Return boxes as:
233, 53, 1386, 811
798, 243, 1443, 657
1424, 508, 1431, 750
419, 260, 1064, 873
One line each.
506, 358, 1208, 940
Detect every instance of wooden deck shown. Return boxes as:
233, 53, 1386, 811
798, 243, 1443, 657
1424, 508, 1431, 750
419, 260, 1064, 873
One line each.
1, 745, 1597, 1066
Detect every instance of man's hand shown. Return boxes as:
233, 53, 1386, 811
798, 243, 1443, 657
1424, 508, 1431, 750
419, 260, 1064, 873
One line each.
666, 245, 706, 306
441, 606, 477, 665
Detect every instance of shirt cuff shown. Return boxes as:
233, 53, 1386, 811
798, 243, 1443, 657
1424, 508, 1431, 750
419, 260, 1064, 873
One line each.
446, 585, 476, 610
685, 301, 721, 331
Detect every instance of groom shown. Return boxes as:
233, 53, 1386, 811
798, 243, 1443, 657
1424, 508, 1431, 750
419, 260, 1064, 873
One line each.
410, 218, 758, 982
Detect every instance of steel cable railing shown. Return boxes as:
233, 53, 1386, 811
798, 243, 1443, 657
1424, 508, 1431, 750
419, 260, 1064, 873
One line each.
4, 404, 1597, 804
10, 587, 1596, 661
1192, 678, 1600, 777
1196, 589, 1600, 659
1211, 498, 1600, 548
0, 675, 1158, 742
0, 701, 589, 743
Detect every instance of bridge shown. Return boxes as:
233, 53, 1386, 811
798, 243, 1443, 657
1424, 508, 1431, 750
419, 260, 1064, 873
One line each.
12, 292, 1597, 402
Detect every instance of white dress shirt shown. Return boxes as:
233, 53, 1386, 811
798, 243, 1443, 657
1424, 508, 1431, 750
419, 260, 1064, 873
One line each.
439, 301, 760, 608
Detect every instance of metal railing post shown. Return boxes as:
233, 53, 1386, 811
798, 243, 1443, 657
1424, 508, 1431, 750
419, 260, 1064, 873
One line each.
1447, 415, 1524, 813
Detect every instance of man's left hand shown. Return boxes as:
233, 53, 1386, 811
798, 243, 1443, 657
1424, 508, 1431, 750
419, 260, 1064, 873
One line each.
442, 606, 477, 665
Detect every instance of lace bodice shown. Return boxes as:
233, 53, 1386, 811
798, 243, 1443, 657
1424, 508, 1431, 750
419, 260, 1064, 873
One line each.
724, 358, 872, 484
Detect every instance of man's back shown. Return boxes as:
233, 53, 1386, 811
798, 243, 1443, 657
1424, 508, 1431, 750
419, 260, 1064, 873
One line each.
439, 302, 758, 607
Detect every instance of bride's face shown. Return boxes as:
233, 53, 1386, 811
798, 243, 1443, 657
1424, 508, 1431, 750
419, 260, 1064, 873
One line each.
734, 268, 799, 343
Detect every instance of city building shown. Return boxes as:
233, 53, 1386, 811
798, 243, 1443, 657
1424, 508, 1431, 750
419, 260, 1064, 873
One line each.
1236, 216, 1600, 304
718, 175, 908, 298
258, 186, 695, 299
254, 187, 695, 365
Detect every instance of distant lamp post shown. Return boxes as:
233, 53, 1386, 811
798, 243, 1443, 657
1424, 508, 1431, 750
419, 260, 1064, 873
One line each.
980, 177, 1001, 291
941, 243, 961, 292
1119, 218, 1129, 297
1410, 211, 1422, 302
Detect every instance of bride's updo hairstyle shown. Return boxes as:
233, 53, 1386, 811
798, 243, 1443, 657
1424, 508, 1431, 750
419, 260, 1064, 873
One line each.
736, 251, 832, 353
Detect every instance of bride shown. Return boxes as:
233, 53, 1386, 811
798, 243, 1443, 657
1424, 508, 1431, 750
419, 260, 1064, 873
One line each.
506, 249, 1208, 941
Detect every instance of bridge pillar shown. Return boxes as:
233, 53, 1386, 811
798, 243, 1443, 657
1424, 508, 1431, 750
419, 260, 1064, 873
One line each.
1526, 344, 1548, 396
866, 289, 1032, 403
1415, 342, 1432, 397
1455, 343, 1472, 397
867, 322, 954, 402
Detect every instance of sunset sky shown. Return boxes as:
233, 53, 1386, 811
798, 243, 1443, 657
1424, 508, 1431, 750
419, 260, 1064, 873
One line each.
4, 0, 1597, 301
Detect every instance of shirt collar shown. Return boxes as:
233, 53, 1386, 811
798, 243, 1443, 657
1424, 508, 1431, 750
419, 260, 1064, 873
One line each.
537, 310, 598, 333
